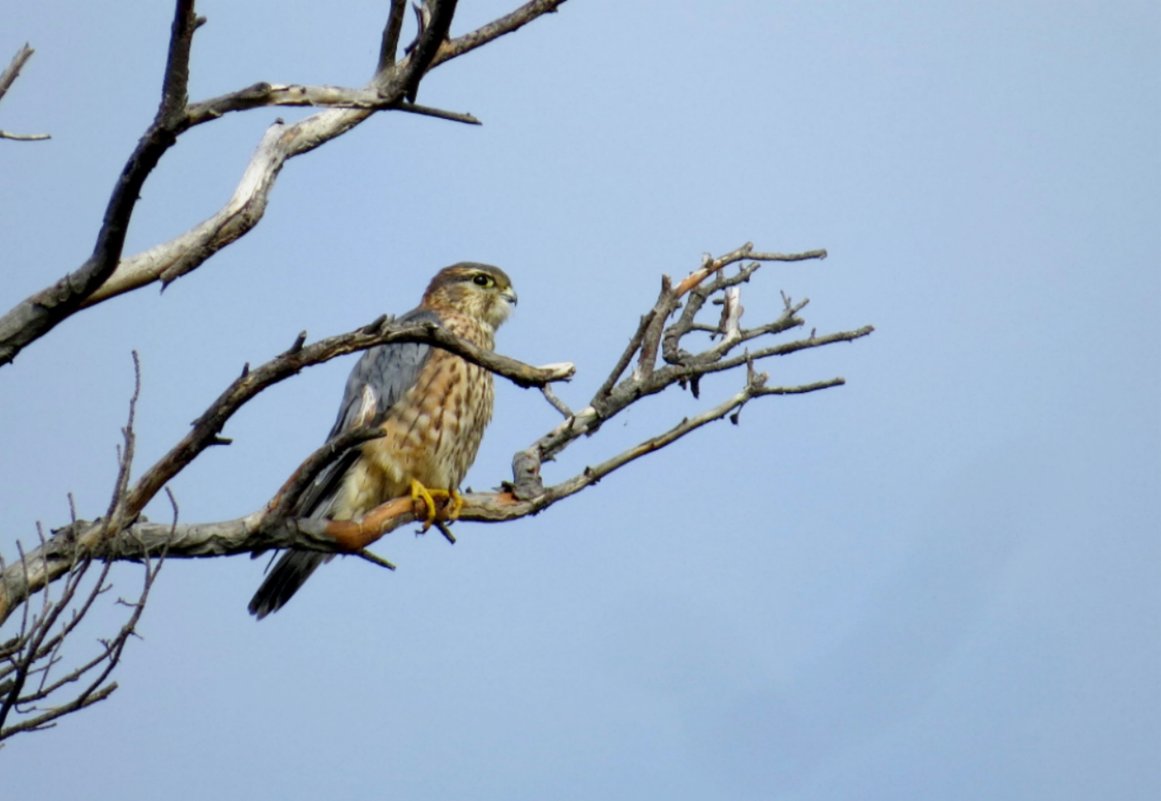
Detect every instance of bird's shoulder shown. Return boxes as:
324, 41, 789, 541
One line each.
328, 307, 442, 437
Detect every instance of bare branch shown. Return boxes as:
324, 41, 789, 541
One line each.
378, 0, 409, 72
0, 44, 34, 104
402, 0, 459, 102
0, 0, 569, 363
672, 243, 828, 297
102, 351, 142, 534
184, 83, 481, 125
0, 553, 161, 743
696, 325, 875, 378
157, 0, 201, 124
0, 1, 202, 366
82, 121, 290, 303
0, 130, 50, 142
0, 349, 163, 740
0, 43, 50, 142
433, 0, 569, 67
633, 275, 678, 384
395, 102, 481, 125
592, 310, 655, 402
539, 376, 846, 507
539, 384, 573, 418
0, 682, 117, 741
595, 245, 829, 404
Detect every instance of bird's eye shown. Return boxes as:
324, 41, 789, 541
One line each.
472, 273, 493, 287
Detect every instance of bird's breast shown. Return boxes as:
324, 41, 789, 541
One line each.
351, 313, 496, 509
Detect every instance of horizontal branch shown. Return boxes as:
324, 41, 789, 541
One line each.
693, 325, 875, 378
186, 83, 480, 126
0, 130, 50, 142
1, 683, 117, 741
674, 243, 827, 297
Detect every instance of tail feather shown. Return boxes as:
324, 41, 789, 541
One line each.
248, 551, 331, 619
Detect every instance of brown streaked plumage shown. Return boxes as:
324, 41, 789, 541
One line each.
249, 263, 517, 618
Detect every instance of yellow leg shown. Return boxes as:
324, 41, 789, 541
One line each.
409, 479, 439, 531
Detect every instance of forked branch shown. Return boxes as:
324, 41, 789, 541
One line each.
0, 0, 569, 367
0, 387, 167, 744
0, 44, 49, 142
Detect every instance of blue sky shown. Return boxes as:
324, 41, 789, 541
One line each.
2, 2, 1158, 799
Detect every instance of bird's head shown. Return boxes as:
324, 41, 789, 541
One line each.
423, 262, 518, 330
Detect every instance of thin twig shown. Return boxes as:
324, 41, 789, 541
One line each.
633, 275, 677, 383
0, 44, 35, 104
0, 130, 50, 142
433, 0, 569, 67
102, 351, 142, 533
539, 384, 573, 417
395, 102, 480, 125
0, 43, 50, 140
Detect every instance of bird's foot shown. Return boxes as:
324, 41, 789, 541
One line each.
443, 488, 464, 521
408, 480, 463, 532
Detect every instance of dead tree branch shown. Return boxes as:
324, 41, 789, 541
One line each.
0, 44, 49, 142
0, 554, 162, 744
0, 369, 167, 744
0, 0, 568, 367
0, 44, 34, 104
0, 1, 200, 365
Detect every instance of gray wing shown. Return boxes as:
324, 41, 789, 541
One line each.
293, 307, 441, 519
248, 308, 440, 619
326, 308, 441, 439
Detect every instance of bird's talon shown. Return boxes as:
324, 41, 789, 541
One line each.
409, 479, 439, 531
409, 481, 463, 531
445, 489, 464, 521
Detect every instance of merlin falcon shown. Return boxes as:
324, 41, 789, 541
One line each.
249, 263, 517, 618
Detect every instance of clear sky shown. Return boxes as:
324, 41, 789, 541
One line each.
2, 2, 1158, 799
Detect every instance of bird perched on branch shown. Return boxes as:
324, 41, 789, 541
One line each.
249, 263, 517, 618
